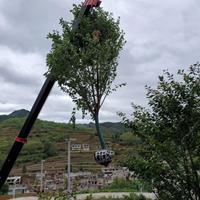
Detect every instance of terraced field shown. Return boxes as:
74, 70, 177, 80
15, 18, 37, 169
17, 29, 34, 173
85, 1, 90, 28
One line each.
0, 117, 126, 176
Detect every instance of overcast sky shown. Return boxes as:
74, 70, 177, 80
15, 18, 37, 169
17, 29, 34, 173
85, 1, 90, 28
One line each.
0, 0, 199, 123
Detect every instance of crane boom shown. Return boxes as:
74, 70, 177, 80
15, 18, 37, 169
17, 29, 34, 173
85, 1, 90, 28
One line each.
0, 0, 101, 189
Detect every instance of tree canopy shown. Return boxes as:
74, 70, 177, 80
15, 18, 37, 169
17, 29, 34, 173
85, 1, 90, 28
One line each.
120, 64, 200, 200
46, 4, 125, 120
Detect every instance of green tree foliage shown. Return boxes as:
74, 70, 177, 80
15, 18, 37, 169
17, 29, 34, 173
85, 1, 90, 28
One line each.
43, 141, 58, 158
120, 132, 141, 146
111, 132, 121, 143
22, 164, 27, 174
0, 183, 9, 195
46, 4, 125, 148
102, 178, 151, 193
68, 108, 76, 130
38, 192, 151, 200
93, 193, 151, 200
120, 64, 200, 199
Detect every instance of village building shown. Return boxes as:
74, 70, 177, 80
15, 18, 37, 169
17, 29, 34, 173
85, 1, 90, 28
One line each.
102, 166, 134, 180
71, 143, 82, 151
6, 176, 28, 195
71, 143, 90, 151
82, 144, 90, 151
6, 176, 21, 185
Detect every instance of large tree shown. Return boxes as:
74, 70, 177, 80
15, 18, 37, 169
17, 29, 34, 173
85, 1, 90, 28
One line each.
46, 4, 125, 149
120, 64, 200, 199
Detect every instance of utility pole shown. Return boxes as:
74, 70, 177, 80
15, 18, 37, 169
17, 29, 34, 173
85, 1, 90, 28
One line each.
67, 140, 71, 194
40, 160, 45, 192
65, 138, 76, 194
12, 179, 17, 199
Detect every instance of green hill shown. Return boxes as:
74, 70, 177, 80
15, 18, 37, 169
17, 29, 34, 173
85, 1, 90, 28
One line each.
81, 122, 125, 135
0, 109, 29, 123
0, 109, 125, 134
0, 110, 128, 175
9, 109, 29, 118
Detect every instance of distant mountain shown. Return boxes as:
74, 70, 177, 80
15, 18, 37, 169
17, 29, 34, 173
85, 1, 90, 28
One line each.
0, 109, 29, 123
80, 121, 126, 135
0, 109, 126, 134
9, 109, 29, 117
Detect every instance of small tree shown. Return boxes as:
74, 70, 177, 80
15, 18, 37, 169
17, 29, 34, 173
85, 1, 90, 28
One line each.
120, 132, 141, 146
68, 108, 76, 130
22, 164, 27, 174
46, 4, 125, 148
0, 183, 9, 195
120, 64, 200, 199
43, 141, 57, 158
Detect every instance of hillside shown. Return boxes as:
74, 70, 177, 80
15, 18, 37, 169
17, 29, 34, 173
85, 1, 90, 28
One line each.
81, 122, 125, 135
0, 110, 128, 176
0, 110, 125, 134
0, 109, 29, 123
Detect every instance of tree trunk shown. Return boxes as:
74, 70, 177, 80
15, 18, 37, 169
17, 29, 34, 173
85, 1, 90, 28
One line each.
94, 115, 106, 149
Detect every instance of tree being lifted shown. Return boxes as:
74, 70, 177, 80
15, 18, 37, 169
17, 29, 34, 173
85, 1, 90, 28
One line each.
46, 4, 125, 165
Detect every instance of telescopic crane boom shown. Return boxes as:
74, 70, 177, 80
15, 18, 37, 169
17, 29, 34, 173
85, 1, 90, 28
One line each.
0, 0, 102, 189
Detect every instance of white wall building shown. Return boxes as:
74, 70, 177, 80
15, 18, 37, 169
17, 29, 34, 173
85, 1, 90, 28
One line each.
71, 143, 90, 151
82, 144, 90, 151
6, 176, 21, 185
71, 144, 82, 151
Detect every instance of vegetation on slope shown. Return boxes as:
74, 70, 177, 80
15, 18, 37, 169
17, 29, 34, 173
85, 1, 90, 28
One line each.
0, 111, 128, 174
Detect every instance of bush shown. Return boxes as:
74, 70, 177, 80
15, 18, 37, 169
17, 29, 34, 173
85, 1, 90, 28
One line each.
100, 178, 152, 192
43, 141, 58, 158
0, 183, 9, 195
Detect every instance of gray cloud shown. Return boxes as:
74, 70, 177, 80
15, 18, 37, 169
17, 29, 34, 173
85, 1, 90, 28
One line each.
0, 0, 79, 53
0, 62, 40, 86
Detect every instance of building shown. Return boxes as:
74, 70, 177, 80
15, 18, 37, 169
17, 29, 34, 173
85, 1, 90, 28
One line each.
82, 144, 90, 151
71, 143, 82, 151
6, 176, 28, 195
102, 166, 134, 180
6, 176, 21, 185
71, 143, 90, 151
8, 185, 28, 195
